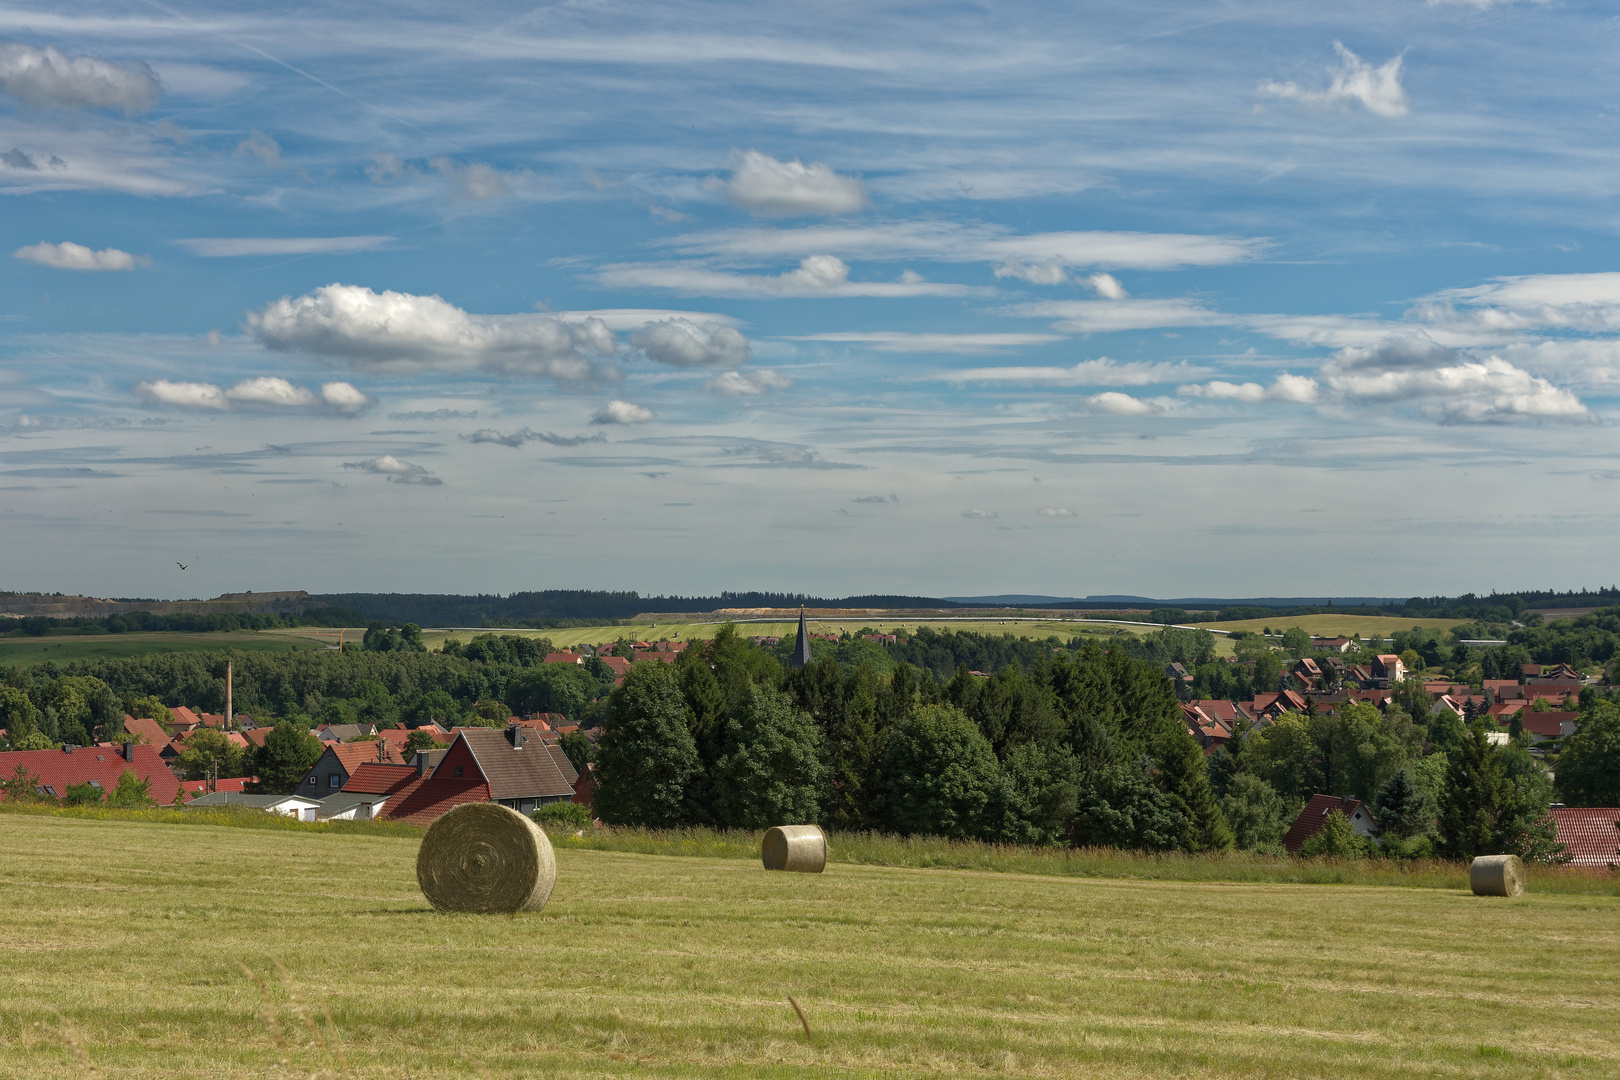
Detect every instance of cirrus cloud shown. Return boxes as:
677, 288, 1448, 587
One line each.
599, 255, 979, 299
705, 369, 792, 396
1259, 42, 1410, 119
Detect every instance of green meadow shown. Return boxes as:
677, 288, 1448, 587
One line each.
0, 630, 327, 668
3, 812, 1616, 1079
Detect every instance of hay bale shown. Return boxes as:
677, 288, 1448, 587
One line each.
762, 824, 827, 873
1469, 854, 1525, 897
416, 803, 556, 913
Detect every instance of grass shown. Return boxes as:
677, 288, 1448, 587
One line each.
2, 812, 1616, 1079
1193, 614, 1466, 639
0, 630, 328, 667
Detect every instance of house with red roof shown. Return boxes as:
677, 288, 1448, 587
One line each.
1372, 655, 1406, 686
1548, 808, 1620, 868
365, 726, 578, 824
0, 743, 181, 805
296, 740, 405, 798
1178, 703, 1233, 753
121, 715, 171, 749
1283, 794, 1379, 854
180, 776, 254, 799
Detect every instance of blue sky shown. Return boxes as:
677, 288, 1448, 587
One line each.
3, 0, 1619, 600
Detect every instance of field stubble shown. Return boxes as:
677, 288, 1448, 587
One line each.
1, 813, 1616, 1079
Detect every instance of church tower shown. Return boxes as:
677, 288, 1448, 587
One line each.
790, 607, 814, 669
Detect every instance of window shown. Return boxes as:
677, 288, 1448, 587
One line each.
307, 776, 317, 785
88, 780, 102, 790
453, 766, 464, 778
329, 775, 341, 788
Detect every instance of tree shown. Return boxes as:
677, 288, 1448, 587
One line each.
881, 704, 1001, 839
713, 685, 830, 829
1281, 627, 1311, 659
0, 687, 44, 748
1557, 701, 1620, 806
106, 770, 156, 809
172, 728, 249, 781
1219, 773, 1292, 852
1496, 744, 1562, 862
470, 699, 512, 727
993, 743, 1082, 846
63, 781, 104, 806
8, 730, 55, 751
506, 665, 597, 721
558, 731, 593, 773
1245, 713, 1325, 804
251, 721, 323, 795
124, 694, 169, 722
1372, 769, 1431, 840
1328, 702, 1410, 803
1071, 763, 1191, 852
352, 680, 398, 727
1299, 810, 1368, 858
1438, 723, 1505, 861
0, 763, 46, 803
402, 729, 441, 758
593, 664, 702, 828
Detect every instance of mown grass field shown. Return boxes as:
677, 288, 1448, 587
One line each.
1192, 614, 1466, 640
3, 813, 1616, 1079
0, 630, 327, 668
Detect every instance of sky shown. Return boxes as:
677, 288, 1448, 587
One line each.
3, 0, 1620, 601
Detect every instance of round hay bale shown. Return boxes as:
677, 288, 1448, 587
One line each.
1469, 854, 1525, 897
416, 803, 556, 913
762, 824, 827, 873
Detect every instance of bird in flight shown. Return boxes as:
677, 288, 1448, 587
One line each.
176, 562, 188, 570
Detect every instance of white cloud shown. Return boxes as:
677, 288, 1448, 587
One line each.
248, 284, 617, 378
1319, 336, 1587, 421
1038, 507, 1075, 517
788, 331, 1064, 354
662, 222, 1263, 271
175, 236, 393, 257
13, 241, 143, 271
598, 256, 981, 298
961, 509, 997, 519
342, 455, 441, 484
431, 157, 526, 200
1085, 273, 1128, 300
549, 308, 741, 331
994, 259, 1068, 285
591, 400, 654, 425
705, 369, 792, 396
465, 428, 605, 447
1416, 273, 1620, 334
943, 357, 1204, 386
1011, 298, 1228, 333
135, 379, 229, 411
133, 377, 373, 414
1259, 42, 1410, 119
1179, 373, 1319, 403
725, 151, 867, 216
0, 42, 160, 115
630, 318, 750, 368
234, 130, 282, 166
1083, 391, 1164, 416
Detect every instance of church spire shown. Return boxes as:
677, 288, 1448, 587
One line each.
790, 607, 814, 669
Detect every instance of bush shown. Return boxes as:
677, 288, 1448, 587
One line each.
1299, 810, 1369, 859
533, 801, 593, 829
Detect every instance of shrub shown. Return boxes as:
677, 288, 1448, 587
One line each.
533, 801, 593, 829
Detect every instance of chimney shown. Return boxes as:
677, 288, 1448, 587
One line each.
506, 725, 526, 749
413, 751, 431, 777
225, 660, 233, 730
124, 741, 137, 763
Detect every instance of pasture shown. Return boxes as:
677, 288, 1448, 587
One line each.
2, 813, 1616, 1079
1192, 614, 1466, 640
0, 630, 326, 668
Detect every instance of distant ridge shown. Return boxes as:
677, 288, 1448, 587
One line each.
943, 595, 1083, 605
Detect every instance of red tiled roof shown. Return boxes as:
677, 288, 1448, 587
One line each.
454, 728, 576, 802
342, 762, 421, 796
1192, 700, 1242, 723
242, 728, 271, 748
0, 744, 181, 805
181, 777, 253, 796
324, 741, 405, 772
1548, 808, 1620, 867
544, 653, 583, 665
381, 773, 491, 825
167, 706, 203, 729
1283, 794, 1377, 854
1501, 711, 1577, 739
122, 715, 171, 748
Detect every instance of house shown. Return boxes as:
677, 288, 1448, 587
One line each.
165, 706, 206, 734
598, 656, 632, 683
1291, 658, 1323, 688
1347, 688, 1392, 709
1524, 681, 1580, 704
186, 791, 322, 821
121, 715, 171, 749
1283, 794, 1380, 854
314, 723, 378, 743
1251, 689, 1308, 721
1547, 808, 1620, 868
1179, 703, 1233, 752
1372, 655, 1406, 686
180, 776, 254, 799
544, 652, 584, 665
1504, 711, 1578, 742
1191, 699, 1249, 725
572, 762, 595, 806
1483, 679, 1520, 700
1311, 637, 1353, 653
368, 727, 578, 824
0, 742, 181, 805
314, 790, 392, 821
297, 741, 406, 798
1165, 662, 1192, 684
1346, 664, 1375, 686
1542, 662, 1582, 681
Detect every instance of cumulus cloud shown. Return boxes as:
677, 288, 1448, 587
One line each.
464, 427, 606, 448
1083, 392, 1164, 416
1415, 273, 1620, 335
705, 369, 793, 396
1039, 507, 1075, 517
725, 151, 868, 217
1179, 373, 1319, 403
249, 284, 617, 378
0, 42, 161, 115
591, 400, 654, 425
175, 236, 393, 257
342, 455, 441, 484
599, 255, 979, 298
1319, 335, 1587, 421
134, 377, 372, 414
1260, 42, 1410, 119
234, 130, 282, 166
942, 357, 1204, 386
788, 331, 1065, 353
14, 241, 144, 271
630, 318, 750, 368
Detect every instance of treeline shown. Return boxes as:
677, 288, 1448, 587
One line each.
311, 590, 963, 627
4, 607, 368, 637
